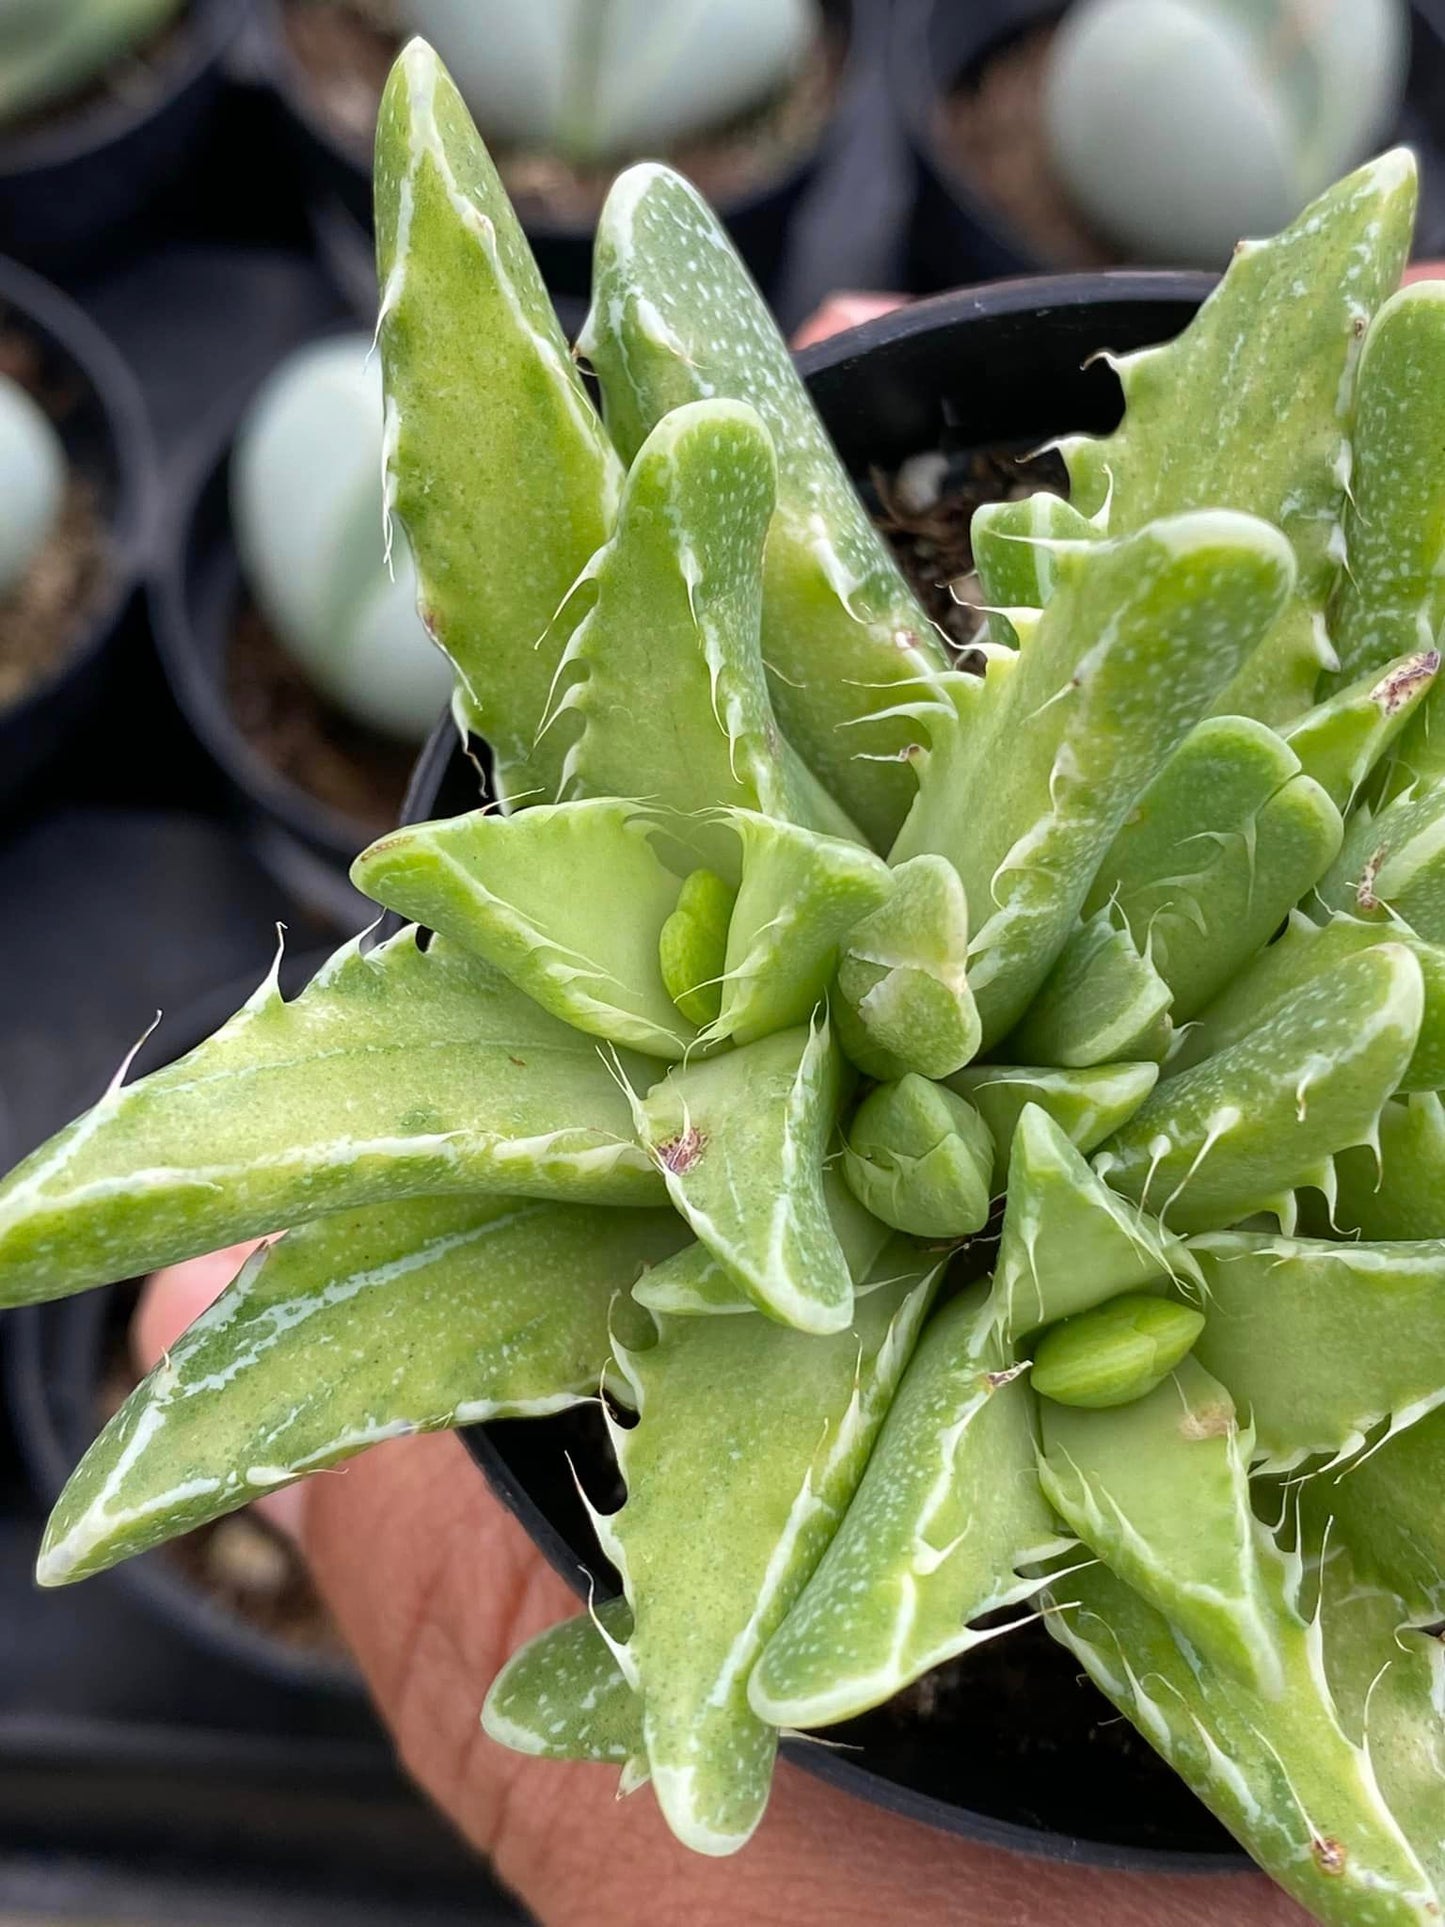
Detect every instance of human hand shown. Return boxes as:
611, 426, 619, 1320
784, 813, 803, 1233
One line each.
133, 1256, 1305, 1926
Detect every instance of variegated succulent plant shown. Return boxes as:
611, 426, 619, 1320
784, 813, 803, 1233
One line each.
3, 37, 1445, 1922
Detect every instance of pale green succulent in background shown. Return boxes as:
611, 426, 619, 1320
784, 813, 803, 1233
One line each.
0, 372, 63, 600
231, 334, 453, 742
3, 37, 1445, 1922
1044, 0, 1409, 265
0, 0, 184, 127
397, 0, 815, 166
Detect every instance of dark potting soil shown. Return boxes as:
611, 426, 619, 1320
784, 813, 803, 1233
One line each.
98, 1281, 350, 1661
226, 599, 417, 832
281, 0, 838, 221
936, 20, 1119, 272
0, 7, 193, 143
0, 331, 111, 712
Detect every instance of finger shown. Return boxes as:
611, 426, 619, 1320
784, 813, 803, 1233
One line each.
299, 1432, 1303, 1927
790, 292, 908, 350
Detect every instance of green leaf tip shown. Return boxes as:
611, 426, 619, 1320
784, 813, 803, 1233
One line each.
842, 1075, 993, 1241
1030, 1293, 1205, 1410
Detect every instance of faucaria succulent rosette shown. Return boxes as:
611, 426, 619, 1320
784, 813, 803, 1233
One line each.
2, 40, 1444, 1923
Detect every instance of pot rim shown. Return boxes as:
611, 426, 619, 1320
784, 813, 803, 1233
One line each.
0, 0, 253, 178
0, 252, 158, 729
397, 266, 1258, 1874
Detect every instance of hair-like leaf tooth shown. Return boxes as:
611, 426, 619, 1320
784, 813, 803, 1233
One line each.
991, 1104, 1195, 1341
1285, 651, 1441, 813
1083, 714, 1343, 1023
841, 1075, 993, 1241
353, 799, 704, 1059
1003, 908, 1173, 1067
1044, 1557, 1439, 1926
969, 492, 1098, 647
1314, 782, 1445, 945
1040, 1359, 1283, 1691
1031, 1295, 1204, 1410
634, 1019, 854, 1334
891, 512, 1296, 1046
1190, 1230, 1445, 1472
1330, 1092, 1445, 1240
607, 1255, 939, 1853
543, 399, 859, 864
1062, 152, 1418, 725
373, 42, 623, 806
580, 163, 947, 849
831, 854, 980, 1082
482, 1596, 644, 1779
749, 1284, 1067, 1729
947, 1061, 1158, 1190
0, 931, 663, 1308
658, 869, 734, 1030
38, 1197, 683, 1587
1299, 1407, 1445, 1624
1170, 911, 1445, 1095
1093, 944, 1423, 1234
1328, 283, 1445, 697
631, 1171, 894, 1319
709, 810, 891, 1045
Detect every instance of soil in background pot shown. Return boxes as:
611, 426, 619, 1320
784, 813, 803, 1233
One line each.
937, 19, 1119, 271
0, 329, 111, 715
281, 0, 840, 224
227, 597, 416, 832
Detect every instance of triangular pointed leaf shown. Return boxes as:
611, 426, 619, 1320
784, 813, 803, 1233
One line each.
1285, 651, 1439, 813
947, 1061, 1158, 1189
832, 854, 980, 1081
482, 1597, 644, 1777
1004, 908, 1173, 1066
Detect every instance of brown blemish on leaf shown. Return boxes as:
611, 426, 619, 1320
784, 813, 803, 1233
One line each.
1357, 849, 1384, 913
983, 1362, 1029, 1393
656, 1127, 707, 1174
509, 1056, 527, 1068
1372, 650, 1439, 716
1180, 1401, 1234, 1442
1311, 1836, 1348, 1877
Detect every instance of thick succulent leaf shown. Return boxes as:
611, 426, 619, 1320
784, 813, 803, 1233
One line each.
1030, 1294, 1204, 1411
711, 811, 891, 1045
1084, 714, 1342, 1022
631, 1173, 892, 1318
1329, 284, 1445, 694
969, 491, 1097, 646
992, 1105, 1194, 1341
841, 1075, 992, 1241
1170, 911, 1445, 1095
542, 400, 856, 862
947, 1061, 1158, 1190
1300, 1408, 1445, 1622
1062, 152, 1417, 725
1045, 1558, 1438, 1926
0, 932, 662, 1307
353, 800, 698, 1059
482, 1597, 643, 1776
606, 1260, 937, 1853
891, 512, 1296, 1045
832, 854, 979, 1082
1285, 651, 1439, 813
580, 162, 947, 849
1190, 1230, 1445, 1473
1331, 1093, 1445, 1240
1004, 909, 1172, 1067
373, 42, 622, 805
1314, 783, 1445, 945
1094, 945, 1422, 1233
633, 1021, 854, 1334
750, 1284, 1066, 1728
39, 1199, 683, 1586
1039, 1360, 1279, 1692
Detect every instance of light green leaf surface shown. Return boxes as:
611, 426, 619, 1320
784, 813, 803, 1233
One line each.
373, 43, 622, 805
1190, 1230, 1445, 1472
1004, 909, 1172, 1067
1331, 1092, 1445, 1240
607, 1259, 937, 1853
1094, 945, 1422, 1232
1300, 1408, 1445, 1623
483, 1596, 643, 1775
947, 1061, 1158, 1190
581, 162, 947, 848
0, 932, 662, 1307
841, 1075, 992, 1241
832, 854, 979, 1081
1314, 782, 1445, 945
750, 1285, 1065, 1728
1030, 1295, 1204, 1410
1285, 651, 1439, 813
658, 868, 734, 1029
634, 1021, 854, 1333
970, 490, 1097, 646
39, 1198, 684, 1585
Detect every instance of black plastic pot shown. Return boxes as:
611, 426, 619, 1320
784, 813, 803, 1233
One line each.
261, 0, 860, 304
0, 0, 255, 283
148, 328, 406, 930
396, 272, 1262, 1871
892, 0, 1445, 292
0, 254, 156, 815
5, 955, 364, 1701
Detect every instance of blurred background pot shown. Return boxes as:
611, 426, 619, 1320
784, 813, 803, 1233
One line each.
891, 0, 1445, 291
